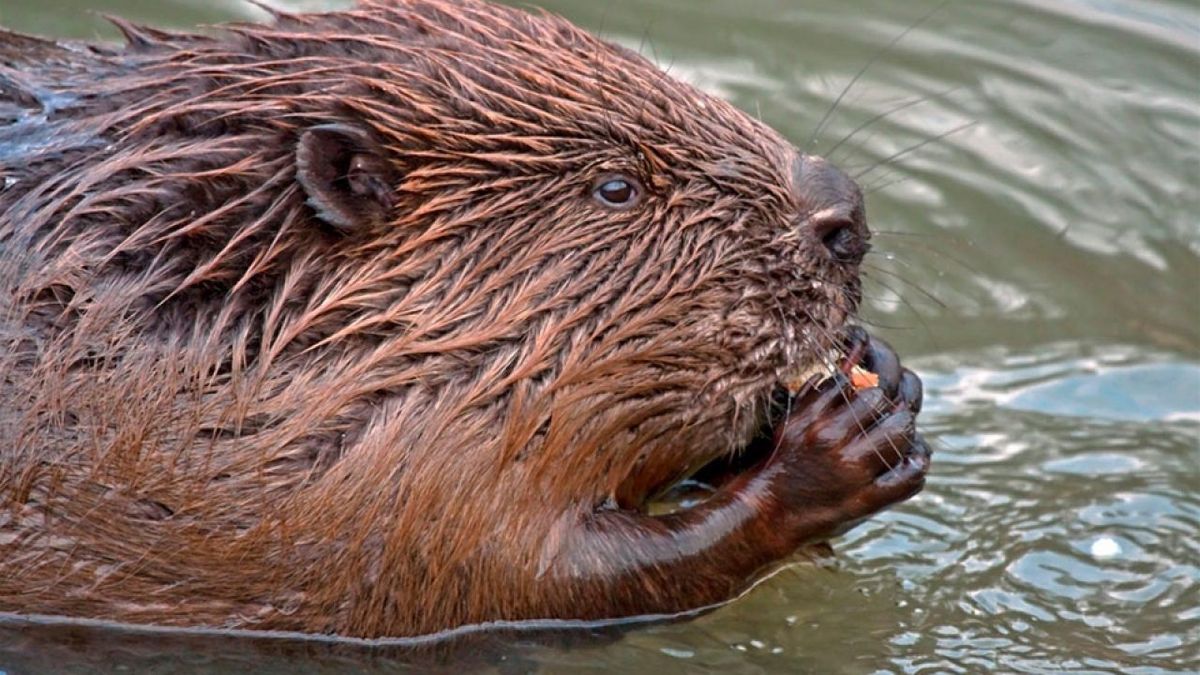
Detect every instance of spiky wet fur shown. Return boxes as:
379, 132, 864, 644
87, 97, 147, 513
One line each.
0, 0, 861, 637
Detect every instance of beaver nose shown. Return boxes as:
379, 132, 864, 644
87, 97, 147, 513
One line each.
792, 154, 869, 264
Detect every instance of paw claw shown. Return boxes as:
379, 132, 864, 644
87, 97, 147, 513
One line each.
898, 369, 923, 413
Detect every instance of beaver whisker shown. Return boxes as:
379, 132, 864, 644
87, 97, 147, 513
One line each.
824, 82, 968, 162
871, 232, 980, 277
853, 120, 979, 182
806, 0, 954, 152
858, 266, 942, 337
862, 262, 948, 311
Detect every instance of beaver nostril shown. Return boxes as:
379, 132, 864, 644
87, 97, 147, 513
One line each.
823, 223, 854, 258
792, 154, 868, 264
813, 217, 863, 262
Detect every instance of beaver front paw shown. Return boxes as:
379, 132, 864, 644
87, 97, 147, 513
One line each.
766, 329, 930, 538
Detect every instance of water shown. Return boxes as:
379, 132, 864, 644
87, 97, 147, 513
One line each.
1, 0, 1197, 672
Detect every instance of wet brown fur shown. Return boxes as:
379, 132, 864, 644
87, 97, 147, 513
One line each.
0, 0, 862, 637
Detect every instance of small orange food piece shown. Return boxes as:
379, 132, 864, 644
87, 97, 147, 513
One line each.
850, 367, 879, 390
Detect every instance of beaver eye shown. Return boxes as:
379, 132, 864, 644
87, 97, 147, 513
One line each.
593, 176, 641, 209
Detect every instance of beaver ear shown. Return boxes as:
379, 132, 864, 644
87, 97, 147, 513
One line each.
296, 124, 394, 233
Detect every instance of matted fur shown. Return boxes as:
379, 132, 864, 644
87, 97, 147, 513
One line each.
0, 0, 863, 637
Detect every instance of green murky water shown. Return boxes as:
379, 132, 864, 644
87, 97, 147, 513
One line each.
1, 0, 1197, 672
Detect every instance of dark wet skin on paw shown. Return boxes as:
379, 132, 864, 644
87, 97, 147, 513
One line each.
652, 327, 930, 537
767, 328, 930, 533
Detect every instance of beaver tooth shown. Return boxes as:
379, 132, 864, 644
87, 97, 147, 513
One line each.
782, 350, 841, 393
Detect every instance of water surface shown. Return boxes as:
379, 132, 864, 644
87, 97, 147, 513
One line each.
0, 0, 1196, 672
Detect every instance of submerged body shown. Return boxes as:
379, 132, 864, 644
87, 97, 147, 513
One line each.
0, 0, 929, 638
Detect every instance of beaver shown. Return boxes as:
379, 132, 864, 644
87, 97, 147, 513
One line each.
0, 0, 930, 639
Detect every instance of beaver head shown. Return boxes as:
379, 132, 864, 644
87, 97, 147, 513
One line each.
0, 0, 879, 637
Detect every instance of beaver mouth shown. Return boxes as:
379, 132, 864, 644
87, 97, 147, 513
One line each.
638, 320, 881, 514
643, 389, 793, 515
643, 351, 849, 516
